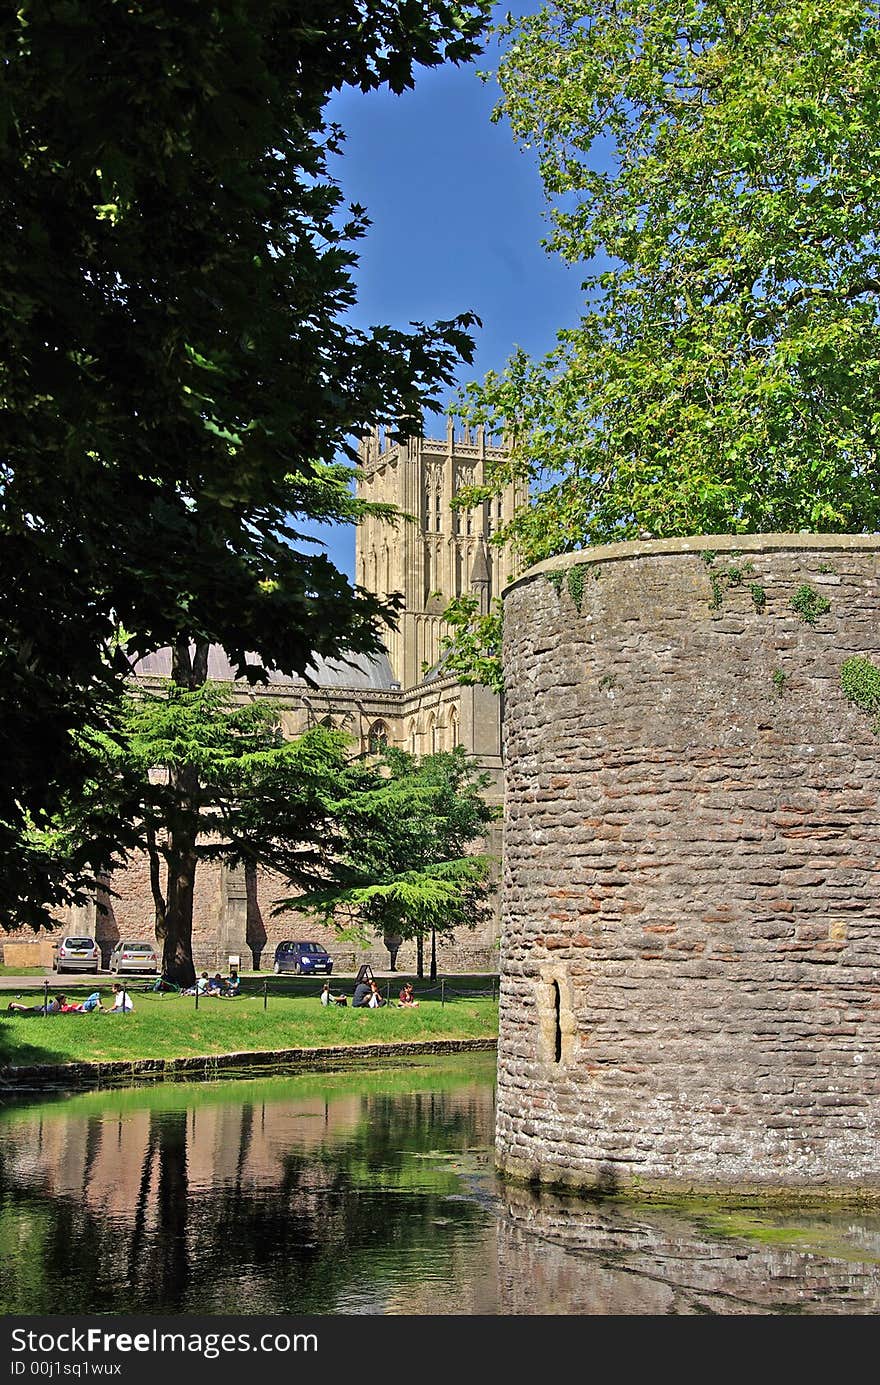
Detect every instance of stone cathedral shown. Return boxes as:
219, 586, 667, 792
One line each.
3, 422, 522, 975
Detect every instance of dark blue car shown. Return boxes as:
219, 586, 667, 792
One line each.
273, 940, 334, 976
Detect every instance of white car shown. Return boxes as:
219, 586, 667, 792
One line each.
52, 936, 100, 973
109, 940, 159, 975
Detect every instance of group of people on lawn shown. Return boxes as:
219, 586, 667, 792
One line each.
185, 969, 241, 999
5, 966, 242, 1017
321, 977, 419, 1009
7, 966, 420, 1016
8, 984, 134, 1016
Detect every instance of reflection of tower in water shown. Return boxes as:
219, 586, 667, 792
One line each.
495, 1182, 880, 1315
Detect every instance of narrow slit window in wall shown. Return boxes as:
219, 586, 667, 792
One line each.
552, 980, 562, 1063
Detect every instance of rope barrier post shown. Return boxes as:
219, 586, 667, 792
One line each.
194, 980, 199, 1010
441, 978, 445, 1008
43, 979, 49, 1015
385, 981, 390, 1004
121, 984, 129, 1017
263, 978, 268, 1011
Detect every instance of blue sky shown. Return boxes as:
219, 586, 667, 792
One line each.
309, 4, 583, 580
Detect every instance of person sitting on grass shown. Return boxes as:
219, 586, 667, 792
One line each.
351, 977, 372, 1008
367, 980, 386, 1008
320, 980, 347, 1007
107, 983, 134, 1013
220, 968, 241, 998
7, 993, 65, 1015
206, 973, 225, 996
398, 982, 419, 1009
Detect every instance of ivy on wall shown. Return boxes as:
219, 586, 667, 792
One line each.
567, 564, 586, 612
545, 562, 598, 612
841, 656, 880, 733
791, 584, 831, 625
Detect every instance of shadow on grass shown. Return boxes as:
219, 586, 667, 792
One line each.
0, 1015, 72, 1067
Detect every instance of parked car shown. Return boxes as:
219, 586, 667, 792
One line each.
109, 940, 159, 975
273, 940, 333, 975
52, 936, 100, 973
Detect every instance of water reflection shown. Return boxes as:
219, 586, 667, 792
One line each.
1, 1056, 878, 1315
497, 1184, 880, 1315
0, 1058, 498, 1315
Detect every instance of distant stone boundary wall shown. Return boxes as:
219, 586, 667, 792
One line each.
497, 534, 880, 1196
0, 1038, 497, 1092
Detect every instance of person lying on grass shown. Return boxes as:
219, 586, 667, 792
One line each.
8, 993, 67, 1015
6, 992, 103, 1015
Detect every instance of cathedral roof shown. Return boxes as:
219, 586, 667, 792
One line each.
133, 646, 398, 692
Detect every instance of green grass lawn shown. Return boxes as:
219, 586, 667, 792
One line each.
0, 965, 48, 976
0, 978, 498, 1068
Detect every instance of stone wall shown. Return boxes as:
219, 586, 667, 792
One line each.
497, 534, 880, 1196
3, 855, 500, 977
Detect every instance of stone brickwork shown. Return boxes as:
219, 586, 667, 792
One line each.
497, 534, 880, 1196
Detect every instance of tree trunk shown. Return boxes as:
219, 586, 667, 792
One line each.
416, 930, 424, 979
161, 805, 198, 988
154, 636, 210, 988
429, 925, 437, 981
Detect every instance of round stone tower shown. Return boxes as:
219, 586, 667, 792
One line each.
497, 534, 880, 1197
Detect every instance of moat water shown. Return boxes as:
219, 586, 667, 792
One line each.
1, 1053, 878, 1315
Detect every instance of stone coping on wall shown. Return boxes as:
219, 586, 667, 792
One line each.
503, 531, 880, 597
0, 1037, 498, 1092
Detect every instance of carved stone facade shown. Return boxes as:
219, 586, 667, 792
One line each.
356, 420, 525, 688
2, 423, 518, 975
497, 533, 880, 1196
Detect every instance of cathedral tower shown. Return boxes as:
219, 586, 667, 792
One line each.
356, 419, 523, 689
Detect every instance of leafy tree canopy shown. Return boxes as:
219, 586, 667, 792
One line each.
437, 595, 504, 694
277, 745, 498, 972
54, 682, 358, 981
455, 0, 880, 564
0, 1, 491, 921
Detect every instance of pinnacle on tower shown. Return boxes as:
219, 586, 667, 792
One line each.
470, 538, 491, 615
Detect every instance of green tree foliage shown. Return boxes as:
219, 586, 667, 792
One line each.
277, 746, 498, 979
0, 1, 491, 923
436, 595, 505, 694
457, 0, 880, 564
65, 684, 353, 984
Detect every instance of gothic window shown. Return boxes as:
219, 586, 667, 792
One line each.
367, 720, 389, 755
435, 491, 442, 532
407, 719, 417, 753
449, 707, 459, 747
424, 490, 432, 531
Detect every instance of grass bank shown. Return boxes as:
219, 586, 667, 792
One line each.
0, 977, 498, 1070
